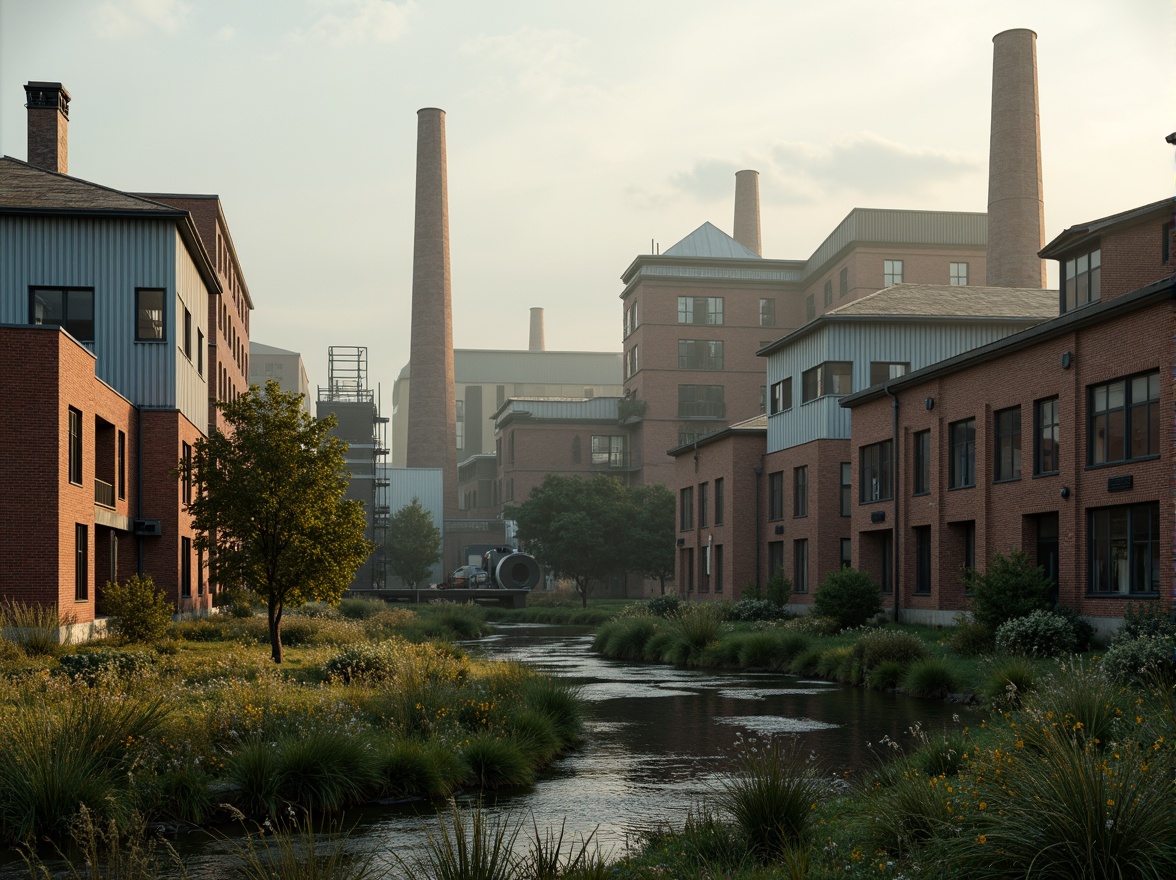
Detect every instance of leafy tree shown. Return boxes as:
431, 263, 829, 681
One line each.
506, 474, 630, 608
178, 380, 371, 663
626, 483, 675, 595
385, 497, 442, 587
964, 550, 1052, 635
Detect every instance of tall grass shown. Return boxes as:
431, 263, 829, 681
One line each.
20, 807, 189, 880
0, 599, 72, 656
377, 736, 465, 799
902, 657, 958, 698
405, 800, 520, 880
461, 733, 535, 789
520, 676, 583, 747
593, 615, 658, 660
231, 816, 382, 880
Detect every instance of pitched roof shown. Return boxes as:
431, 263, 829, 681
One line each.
0, 156, 184, 216
662, 221, 761, 259
667, 413, 767, 457
1039, 197, 1174, 258
828, 283, 1058, 319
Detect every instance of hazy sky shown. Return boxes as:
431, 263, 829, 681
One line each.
1, 0, 1172, 395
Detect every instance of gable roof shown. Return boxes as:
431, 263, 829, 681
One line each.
662, 221, 762, 259
668, 413, 767, 457
1039, 197, 1174, 258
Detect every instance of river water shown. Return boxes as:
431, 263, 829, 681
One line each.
3, 623, 972, 875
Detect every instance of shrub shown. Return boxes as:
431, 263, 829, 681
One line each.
811, 568, 882, 630
950, 617, 995, 656
338, 597, 391, 619
775, 632, 813, 666
273, 728, 380, 813
647, 593, 682, 619
789, 647, 824, 675
817, 646, 856, 682
595, 615, 658, 660
507, 708, 561, 766
1118, 601, 1176, 642
461, 733, 534, 788
909, 727, 970, 778
287, 601, 341, 620
1053, 605, 1095, 652
406, 801, 520, 880
965, 550, 1051, 634
520, 676, 583, 747
902, 657, 958, 699
57, 648, 152, 683
982, 656, 1037, 707
854, 628, 927, 670
1022, 660, 1127, 751
668, 603, 724, 655
725, 598, 788, 622
377, 737, 463, 799
866, 660, 905, 690
784, 614, 842, 636
744, 568, 792, 607
737, 631, 782, 668
102, 574, 174, 644
323, 640, 401, 684
718, 737, 823, 859
1101, 634, 1174, 686
994, 610, 1078, 658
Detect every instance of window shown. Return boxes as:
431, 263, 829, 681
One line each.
768, 471, 784, 520
914, 526, 931, 594
880, 533, 893, 594
840, 538, 852, 569
860, 441, 892, 502
759, 386, 766, 415
625, 345, 638, 378
1062, 247, 1101, 312
681, 548, 694, 592
623, 301, 638, 337
823, 279, 833, 307
117, 431, 126, 499
197, 330, 204, 375
508, 432, 514, 464
571, 435, 581, 464
591, 435, 625, 467
883, 259, 904, 286
678, 424, 722, 446
678, 385, 724, 419
794, 539, 809, 593
68, 407, 82, 485
1089, 502, 1159, 595
768, 541, 784, 578
839, 267, 849, 297
962, 521, 976, 573
181, 537, 192, 598
75, 524, 88, 601
1089, 370, 1160, 464
680, 487, 694, 530
949, 418, 976, 488
698, 482, 708, 528
769, 378, 792, 414
181, 442, 193, 504
455, 400, 465, 451
30, 286, 96, 343
869, 361, 909, 386
759, 298, 776, 327
713, 545, 724, 593
677, 296, 723, 325
135, 289, 165, 340
678, 339, 724, 370
801, 362, 852, 402
805, 295, 815, 322
1034, 397, 1059, 475
993, 407, 1021, 481
840, 462, 852, 515
793, 466, 808, 517
714, 478, 724, 525
183, 307, 192, 359
197, 548, 205, 596
913, 430, 931, 495
949, 262, 968, 286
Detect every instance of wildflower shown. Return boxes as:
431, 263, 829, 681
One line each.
976, 834, 987, 844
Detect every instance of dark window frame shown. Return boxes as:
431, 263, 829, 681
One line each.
677, 296, 724, 326
859, 440, 893, 502
680, 486, 694, 531
993, 406, 1022, 482
801, 361, 852, 403
769, 377, 792, 414
1088, 370, 1160, 465
75, 523, 88, 602
678, 384, 725, 419
30, 286, 95, 342
677, 339, 724, 371
68, 407, 83, 486
839, 266, 849, 296
914, 526, 932, 595
869, 361, 909, 386
1062, 247, 1101, 313
794, 539, 809, 594
1088, 502, 1160, 596
181, 536, 192, 599
913, 430, 931, 495
117, 430, 126, 499
839, 462, 852, 516
793, 466, 808, 517
134, 288, 166, 341
698, 482, 708, 528
949, 418, 976, 489
768, 471, 785, 521
1034, 396, 1060, 475
714, 477, 724, 525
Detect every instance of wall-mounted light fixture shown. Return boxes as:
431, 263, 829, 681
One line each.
774, 525, 784, 535
925, 397, 934, 411
676, 538, 685, 547
870, 511, 886, 523
1061, 351, 1073, 369
1060, 486, 1071, 499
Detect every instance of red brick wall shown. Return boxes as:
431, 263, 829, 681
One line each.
1100, 215, 1176, 301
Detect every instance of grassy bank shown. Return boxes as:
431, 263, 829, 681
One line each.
0, 599, 583, 846
484, 590, 638, 626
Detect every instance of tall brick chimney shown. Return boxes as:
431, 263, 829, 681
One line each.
986, 29, 1045, 288
24, 81, 70, 174
733, 169, 761, 256
406, 108, 458, 514
528, 307, 545, 352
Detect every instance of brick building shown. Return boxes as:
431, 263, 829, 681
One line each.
0, 82, 253, 630
842, 199, 1175, 636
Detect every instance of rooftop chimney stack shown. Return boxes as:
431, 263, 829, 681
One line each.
528, 307, 546, 352
986, 29, 1046, 288
406, 108, 457, 513
733, 169, 762, 256
24, 81, 70, 175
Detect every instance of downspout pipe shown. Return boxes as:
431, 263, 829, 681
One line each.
136, 406, 143, 576
884, 380, 900, 623
753, 462, 763, 591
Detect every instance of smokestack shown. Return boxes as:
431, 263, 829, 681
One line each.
24, 82, 70, 174
986, 29, 1045, 288
733, 170, 762, 256
406, 108, 458, 513
528, 307, 546, 352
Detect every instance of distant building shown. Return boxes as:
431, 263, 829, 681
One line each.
249, 342, 311, 413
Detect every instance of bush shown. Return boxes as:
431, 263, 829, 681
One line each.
775, 632, 813, 666
1101, 634, 1174, 686
866, 660, 905, 690
377, 737, 463, 799
461, 733, 534, 788
668, 603, 724, 655
736, 631, 781, 668
902, 657, 958, 699
949, 617, 995, 656
338, 597, 390, 619
1053, 605, 1095, 652
594, 615, 658, 660
811, 568, 882, 630
719, 737, 823, 859
965, 550, 1051, 634
323, 641, 400, 684
744, 568, 792, 607
102, 574, 174, 644
854, 628, 927, 670
647, 593, 682, 619
994, 610, 1078, 658
1118, 601, 1176, 642
982, 656, 1037, 707
789, 646, 824, 675
57, 648, 152, 683
725, 598, 788, 622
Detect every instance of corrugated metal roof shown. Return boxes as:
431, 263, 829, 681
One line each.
663, 222, 762, 259
804, 208, 987, 275
496, 396, 621, 422
454, 350, 621, 384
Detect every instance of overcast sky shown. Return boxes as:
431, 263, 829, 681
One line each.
1, 0, 1172, 396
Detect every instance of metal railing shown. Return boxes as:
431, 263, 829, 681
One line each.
94, 479, 115, 508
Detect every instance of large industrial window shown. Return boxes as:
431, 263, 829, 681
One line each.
30, 287, 95, 342
993, 406, 1021, 482
135, 289, 166, 340
914, 526, 932, 594
182, 442, 193, 504
769, 378, 792, 414
949, 418, 976, 488
860, 441, 892, 502
714, 477, 724, 525
869, 361, 909, 386
677, 296, 723, 325
768, 471, 784, 520
1088, 502, 1159, 595
793, 466, 808, 517
680, 487, 694, 531
1035, 397, 1059, 475
883, 259, 904, 286
840, 462, 852, 515
913, 430, 930, 495
1089, 370, 1160, 464
678, 385, 724, 419
794, 539, 809, 593
68, 407, 83, 485
950, 262, 968, 286
1062, 247, 1101, 312
759, 298, 775, 327
75, 524, 88, 602
591, 435, 625, 468
801, 362, 852, 402
181, 537, 192, 598
678, 339, 724, 370
698, 482, 708, 528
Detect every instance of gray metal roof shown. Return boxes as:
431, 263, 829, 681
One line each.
495, 396, 621, 423
398, 349, 622, 385
803, 208, 987, 276
663, 222, 762, 259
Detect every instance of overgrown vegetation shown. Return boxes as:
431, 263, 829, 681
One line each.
811, 568, 882, 630
102, 574, 174, 644
964, 550, 1052, 635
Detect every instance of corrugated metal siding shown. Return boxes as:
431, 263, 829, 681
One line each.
500, 397, 620, 421
766, 318, 1039, 452
383, 466, 446, 584
637, 264, 803, 282
1, 216, 209, 432
803, 209, 988, 276
173, 231, 209, 434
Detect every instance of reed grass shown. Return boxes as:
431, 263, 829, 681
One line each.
405, 800, 520, 880
902, 657, 958, 699
461, 732, 535, 789
376, 736, 464, 799
0, 599, 72, 656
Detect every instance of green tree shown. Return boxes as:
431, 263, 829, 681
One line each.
505, 474, 629, 608
626, 483, 675, 595
178, 380, 371, 663
385, 497, 442, 588
965, 549, 1052, 634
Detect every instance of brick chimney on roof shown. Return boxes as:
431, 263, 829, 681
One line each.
24, 81, 70, 175
528, 307, 546, 352
733, 170, 761, 256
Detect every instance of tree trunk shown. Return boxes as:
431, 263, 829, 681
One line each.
268, 602, 283, 664
577, 578, 589, 609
